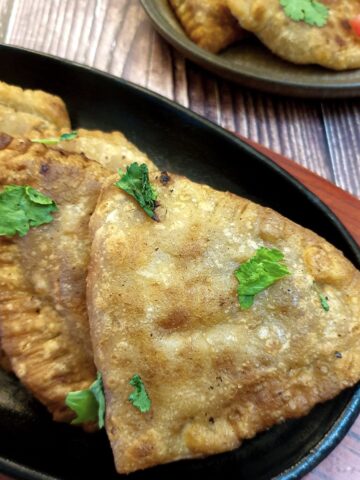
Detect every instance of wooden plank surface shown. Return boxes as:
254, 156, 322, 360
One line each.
0, 1, 359, 479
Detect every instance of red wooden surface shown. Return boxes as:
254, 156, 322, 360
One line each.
240, 135, 360, 246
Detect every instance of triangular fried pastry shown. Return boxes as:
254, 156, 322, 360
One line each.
0, 80, 71, 374
0, 137, 109, 422
0, 81, 70, 137
88, 172, 360, 473
169, 0, 245, 52
227, 0, 360, 70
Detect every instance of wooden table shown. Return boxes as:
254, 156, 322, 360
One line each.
0, 1, 359, 479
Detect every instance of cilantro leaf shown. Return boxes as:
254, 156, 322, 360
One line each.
319, 293, 330, 312
65, 389, 98, 425
313, 282, 330, 312
0, 185, 58, 237
128, 374, 151, 413
59, 131, 78, 142
31, 130, 78, 145
114, 163, 158, 220
280, 0, 329, 27
235, 247, 290, 309
238, 295, 254, 309
65, 372, 106, 428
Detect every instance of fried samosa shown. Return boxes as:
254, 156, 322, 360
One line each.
227, 0, 360, 70
169, 0, 245, 52
88, 171, 360, 473
0, 138, 109, 421
0, 82, 70, 373
0, 81, 70, 137
0, 128, 157, 422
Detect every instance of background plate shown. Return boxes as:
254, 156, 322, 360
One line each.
141, 0, 360, 99
0, 45, 359, 480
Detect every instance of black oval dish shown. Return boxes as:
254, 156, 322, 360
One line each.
0, 45, 359, 480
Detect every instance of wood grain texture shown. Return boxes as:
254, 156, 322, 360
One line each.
0, 1, 359, 479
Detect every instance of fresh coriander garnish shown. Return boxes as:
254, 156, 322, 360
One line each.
235, 247, 290, 309
0, 185, 58, 237
280, 0, 329, 27
319, 293, 330, 312
114, 163, 158, 220
128, 374, 151, 413
31, 130, 78, 145
65, 372, 105, 428
313, 282, 330, 312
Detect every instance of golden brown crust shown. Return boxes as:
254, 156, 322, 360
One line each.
169, 0, 245, 52
88, 172, 360, 473
0, 138, 109, 422
56, 128, 156, 172
0, 81, 71, 137
227, 0, 360, 70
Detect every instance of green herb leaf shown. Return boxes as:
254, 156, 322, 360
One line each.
65, 389, 98, 425
128, 374, 151, 413
280, 0, 329, 27
235, 247, 290, 309
0, 185, 58, 237
114, 163, 158, 220
65, 372, 105, 428
313, 282, 330, 312
59, 131, 78, 142
319, 293, 330, 312
31, 130, 78, 145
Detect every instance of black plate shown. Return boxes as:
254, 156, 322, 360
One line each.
0, 45, 359, 480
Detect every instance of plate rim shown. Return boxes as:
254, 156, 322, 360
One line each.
0, 44, 359, 480
141, 0, 360, 99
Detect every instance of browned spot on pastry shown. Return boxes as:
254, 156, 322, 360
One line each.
40, 164, 50, 174
131, 441, 154, 459
335, 35, 346, 47
160, 171, 171, 186
252, 3, 266, 22
158, 309, 189, 330
340, 19, 351, 31
0, 133, 12, 149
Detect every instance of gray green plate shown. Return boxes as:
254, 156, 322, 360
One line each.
141, 0, 360, 98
